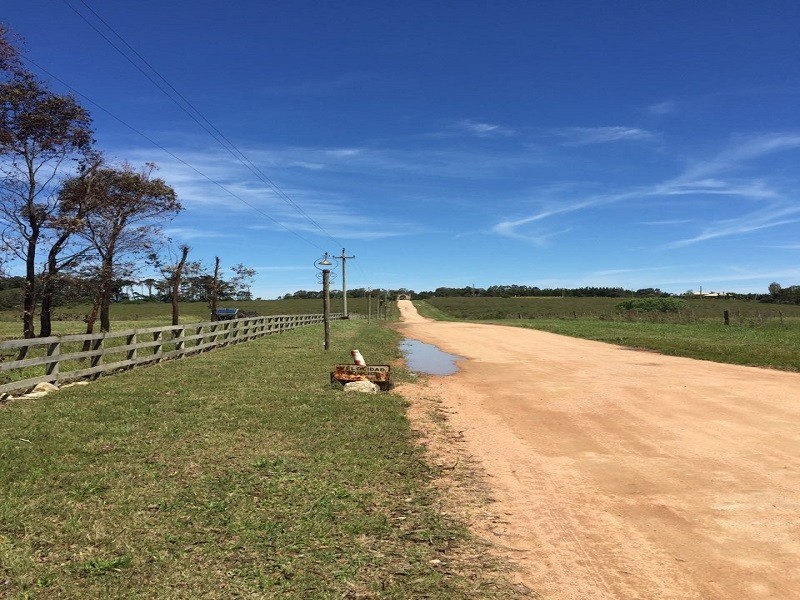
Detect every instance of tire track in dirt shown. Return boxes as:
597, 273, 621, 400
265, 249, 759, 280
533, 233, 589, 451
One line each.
394, 300, 800, 599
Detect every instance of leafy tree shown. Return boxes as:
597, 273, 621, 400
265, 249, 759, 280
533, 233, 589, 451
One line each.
141, 277, 157, 299
38, 154, 103, 336
0, 25, 22, 78
229, 263, 256, 301
76, 163, 180, 333
0, 71, 93, 337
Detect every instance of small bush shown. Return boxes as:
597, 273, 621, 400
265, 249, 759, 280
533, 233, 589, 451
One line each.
617, 297, 686, 313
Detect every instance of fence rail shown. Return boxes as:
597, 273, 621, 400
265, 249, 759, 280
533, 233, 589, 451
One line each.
0, 313, 343, 395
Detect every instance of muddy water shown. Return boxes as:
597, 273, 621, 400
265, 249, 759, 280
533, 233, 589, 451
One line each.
399, 338, 461, 375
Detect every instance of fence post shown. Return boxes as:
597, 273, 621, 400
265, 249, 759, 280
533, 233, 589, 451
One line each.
46, 340, 60, 380
153, 331, 163, 361
724, 310, 730, 326
91, 336, 104, 377
127, 333, 137, 362
174, 327, 186, 356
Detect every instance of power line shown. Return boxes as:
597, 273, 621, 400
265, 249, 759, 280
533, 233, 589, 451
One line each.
20, 54, 328, 253
62, 0, 346, 250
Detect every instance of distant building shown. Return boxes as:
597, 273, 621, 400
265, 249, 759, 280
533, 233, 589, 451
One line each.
692, 291, 729, 298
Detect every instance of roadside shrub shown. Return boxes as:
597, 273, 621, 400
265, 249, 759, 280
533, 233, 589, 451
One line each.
617, 297, 686, 313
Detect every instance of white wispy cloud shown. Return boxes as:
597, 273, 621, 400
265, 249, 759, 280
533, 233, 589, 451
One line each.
639, 219, 694, 226
558, 126, 658, 146
491, 218, 572, 245
163, 227, 234, 241
677, 132, 800, 182
665, 204, 800, 248
246, 213, 429, 241
647, 101, 677, 115
494, 132, 800, 246
651, 178, 779, 200
492, 190, 639, 242
324, 148, 362, 158
452, 119, 516, 137
251, 265, 315, 272
592, 265, 678, 277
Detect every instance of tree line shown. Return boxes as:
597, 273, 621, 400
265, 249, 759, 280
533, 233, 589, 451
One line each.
0, 267, 255, 308
282, 283, 796, 303
283, 286, 672, 300
766, 282, 800, 305
0, 26, 253, 338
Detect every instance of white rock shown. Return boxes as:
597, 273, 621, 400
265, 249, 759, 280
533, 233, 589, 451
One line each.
33, 382, 59, 393
61, 381, 90, 388
23, 392, 48, 399
343, 380, 379, 394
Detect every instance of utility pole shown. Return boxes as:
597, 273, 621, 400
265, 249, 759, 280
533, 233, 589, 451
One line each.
337, 248, 355, 318
315, 253, 333, 350
323, 269, 331, 350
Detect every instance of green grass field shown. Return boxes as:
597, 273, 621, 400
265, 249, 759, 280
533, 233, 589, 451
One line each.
415, 297, 800, 372
419, 296, 800, 322
0, 319, 515, 599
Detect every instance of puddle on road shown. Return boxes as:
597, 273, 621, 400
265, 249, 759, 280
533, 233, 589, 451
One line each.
399, 338, 461, 376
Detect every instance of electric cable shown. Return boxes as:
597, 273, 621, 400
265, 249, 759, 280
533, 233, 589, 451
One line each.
62, 0, 346, 251
20, 54, 328, 253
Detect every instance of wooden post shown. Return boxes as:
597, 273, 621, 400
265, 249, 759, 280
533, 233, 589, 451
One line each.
91, 336, 104, 377
724, 310, 730, 326
153, 331, 163, 360
323, 268, 331, 350
338, 248, 355, 318
175, 327, 186, 355
46, 340, 60, 379
127, 333, 137, 362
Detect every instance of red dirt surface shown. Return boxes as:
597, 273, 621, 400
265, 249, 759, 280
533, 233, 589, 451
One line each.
395, 300, 800, 599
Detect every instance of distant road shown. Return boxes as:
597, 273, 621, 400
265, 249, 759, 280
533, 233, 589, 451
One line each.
396, 300, 800, 600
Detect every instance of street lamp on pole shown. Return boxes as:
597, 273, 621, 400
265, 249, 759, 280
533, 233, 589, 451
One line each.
314, 253, 336, 350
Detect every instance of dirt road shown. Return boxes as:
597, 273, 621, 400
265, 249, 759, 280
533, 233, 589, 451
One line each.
395, 300, 800, 599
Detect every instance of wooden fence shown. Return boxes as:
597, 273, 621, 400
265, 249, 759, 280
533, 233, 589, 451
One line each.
0, 313, 343, 395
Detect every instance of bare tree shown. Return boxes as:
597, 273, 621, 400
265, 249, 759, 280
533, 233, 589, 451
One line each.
169, 245, 189, 326
77, 163, 181, 333
209, 256, 221, 320
0, 72, 93, 337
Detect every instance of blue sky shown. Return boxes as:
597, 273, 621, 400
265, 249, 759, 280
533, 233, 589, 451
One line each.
3, 1, 799, 297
